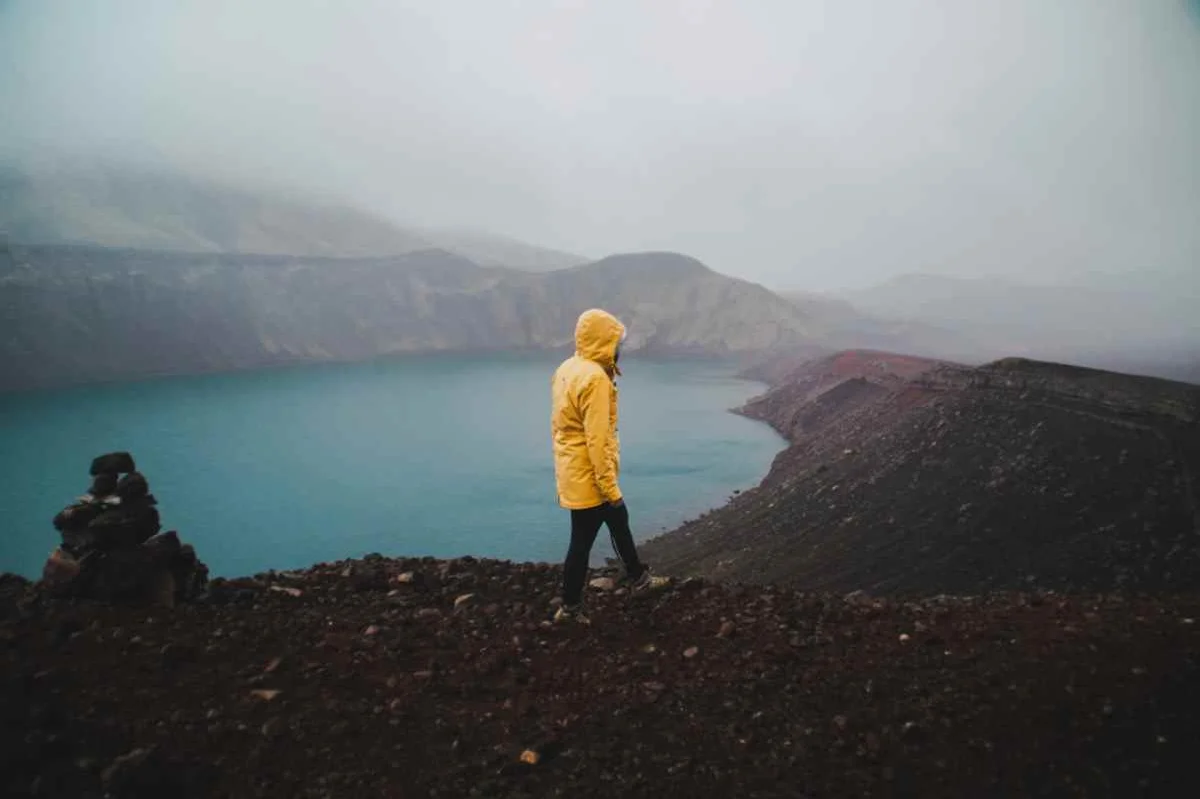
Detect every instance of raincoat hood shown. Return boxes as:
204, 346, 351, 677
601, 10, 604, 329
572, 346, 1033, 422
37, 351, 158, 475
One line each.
574, 308, 627, 374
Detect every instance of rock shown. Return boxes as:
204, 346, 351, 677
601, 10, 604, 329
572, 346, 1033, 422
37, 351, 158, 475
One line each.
115, 471, 150, 501
264, 657, 283, 673
53, 501, 103, 534
41, 547, 81, 589
589, 577, 617, 591
717, 621, 736, 638
416, 608, 442, 620
395, 572, 415, 584
148, 569, 177, 608
89, 473, 118, 497
519, 749, 540, 765
899, 634, 911, 643
250, 689, 282, 701
269, 586, 302, 598
683, 646, 699, 659
454, 593, 475, 609
88, 503, 161, 549
364, 625, 381, 636
90, 451, 136, 476
101, 747, 159, 791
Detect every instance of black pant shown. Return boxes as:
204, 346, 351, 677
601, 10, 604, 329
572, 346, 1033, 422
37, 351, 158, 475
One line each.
562, 502, 645, 606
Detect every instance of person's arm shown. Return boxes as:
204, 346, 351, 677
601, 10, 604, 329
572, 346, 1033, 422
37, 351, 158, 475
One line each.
580, 373, 623, 504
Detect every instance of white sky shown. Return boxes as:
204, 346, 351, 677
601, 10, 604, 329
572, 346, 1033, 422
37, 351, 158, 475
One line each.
2, 0, 1198, 291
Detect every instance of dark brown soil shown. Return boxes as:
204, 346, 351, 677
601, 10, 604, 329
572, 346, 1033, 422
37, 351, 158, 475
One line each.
3, 557, 1200, 798
642, 352, 1200, 595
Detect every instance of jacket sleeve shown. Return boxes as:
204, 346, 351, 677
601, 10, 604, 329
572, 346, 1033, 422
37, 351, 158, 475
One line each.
579, 373, 622, 504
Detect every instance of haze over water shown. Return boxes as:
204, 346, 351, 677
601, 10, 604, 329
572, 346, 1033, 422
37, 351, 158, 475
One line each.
0, 354, 784, 579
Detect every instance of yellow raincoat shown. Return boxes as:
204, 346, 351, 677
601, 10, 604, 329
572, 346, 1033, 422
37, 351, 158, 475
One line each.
551, 309, 627, 509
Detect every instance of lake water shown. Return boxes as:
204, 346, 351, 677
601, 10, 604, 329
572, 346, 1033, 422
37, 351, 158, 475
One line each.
0, 354, 784, 579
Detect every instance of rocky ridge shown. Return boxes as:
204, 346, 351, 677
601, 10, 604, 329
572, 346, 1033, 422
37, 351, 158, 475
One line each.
641, 351, 1200, 594
3, 554, 1199, 798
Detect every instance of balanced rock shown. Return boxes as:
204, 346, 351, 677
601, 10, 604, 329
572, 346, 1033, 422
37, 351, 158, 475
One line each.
42, 453, 209, 607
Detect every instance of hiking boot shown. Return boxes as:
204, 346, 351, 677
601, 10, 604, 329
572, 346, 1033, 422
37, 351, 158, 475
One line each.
553, 604, 591, 625
631, 568, 672, 593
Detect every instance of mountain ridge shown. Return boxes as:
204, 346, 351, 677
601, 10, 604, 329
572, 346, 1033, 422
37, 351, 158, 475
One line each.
0, 242, 819, 392
641, 349, 1200, 594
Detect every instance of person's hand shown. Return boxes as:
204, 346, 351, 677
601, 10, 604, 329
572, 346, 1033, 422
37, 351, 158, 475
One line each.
609, 498, 625, 509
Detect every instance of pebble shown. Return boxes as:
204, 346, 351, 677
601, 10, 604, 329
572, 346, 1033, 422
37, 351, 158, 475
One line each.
717, 621, 736, 638
683, 646, 699, 659
589, 577, 616, 591
454, 593, 475, 609
899, 634, 911, 643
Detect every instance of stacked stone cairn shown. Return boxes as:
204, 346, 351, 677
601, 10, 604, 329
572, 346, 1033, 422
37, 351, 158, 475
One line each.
44, 452, 209, 606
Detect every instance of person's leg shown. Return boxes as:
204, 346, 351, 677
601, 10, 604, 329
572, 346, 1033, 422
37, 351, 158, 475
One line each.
602, 502, 646, 581
562, 506, 605, 606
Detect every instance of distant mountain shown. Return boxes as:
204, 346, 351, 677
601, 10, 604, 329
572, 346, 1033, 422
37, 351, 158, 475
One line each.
836, 273, 1200, 368
0, 163, 582, 272
776, 289, 998, 365
0, 162, 429, 257
415, 227, 586, 272
0, 244, 821, 392
642, 350, 1200, 594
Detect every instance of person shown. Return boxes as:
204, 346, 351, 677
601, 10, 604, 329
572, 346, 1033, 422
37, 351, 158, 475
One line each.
550, 308, 670, 624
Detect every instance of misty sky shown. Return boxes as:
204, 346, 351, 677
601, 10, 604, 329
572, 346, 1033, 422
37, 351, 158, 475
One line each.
2, 0, 1199, 291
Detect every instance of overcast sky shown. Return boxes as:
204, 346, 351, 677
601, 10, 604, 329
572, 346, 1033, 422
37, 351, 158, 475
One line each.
2, 0, 1198, 291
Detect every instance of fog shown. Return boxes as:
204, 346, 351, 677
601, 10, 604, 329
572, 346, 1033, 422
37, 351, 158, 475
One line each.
2, 0, 1198, 293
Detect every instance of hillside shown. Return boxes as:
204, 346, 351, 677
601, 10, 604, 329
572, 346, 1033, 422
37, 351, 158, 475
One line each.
3, 556, 1199, 797
0, 244, 820, 392
0, 163, 583, 272
640, 351, 1200, 594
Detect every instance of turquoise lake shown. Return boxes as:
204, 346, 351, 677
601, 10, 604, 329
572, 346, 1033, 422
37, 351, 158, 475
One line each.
0, 354, 784, 579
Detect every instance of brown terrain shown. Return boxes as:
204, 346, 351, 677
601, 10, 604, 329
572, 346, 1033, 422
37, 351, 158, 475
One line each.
4, 351, 1200, 797
3, 558, 1199, 799
641, 351, 1200, 595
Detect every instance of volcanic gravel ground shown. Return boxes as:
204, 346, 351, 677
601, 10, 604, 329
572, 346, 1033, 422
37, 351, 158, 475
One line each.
3, 556, 1199, 798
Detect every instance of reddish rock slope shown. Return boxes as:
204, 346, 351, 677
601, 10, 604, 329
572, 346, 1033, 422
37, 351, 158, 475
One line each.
641, 352, 1200, 595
